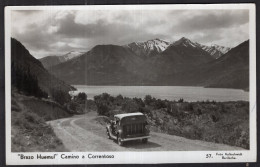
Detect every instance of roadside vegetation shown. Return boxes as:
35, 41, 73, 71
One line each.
11, 64, 90, 151
11, 92, 66, 152
93, 93, 249, 149
11, 86, 92, 152
11, 88, 92, 152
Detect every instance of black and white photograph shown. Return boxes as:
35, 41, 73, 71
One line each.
5, 4, 256, 164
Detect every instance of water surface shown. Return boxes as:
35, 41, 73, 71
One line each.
70, 85, 249, 102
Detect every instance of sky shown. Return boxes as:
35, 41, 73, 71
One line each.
11, 9, 249, 59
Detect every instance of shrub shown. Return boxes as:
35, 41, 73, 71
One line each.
122, 99, 139, 113
133, 97, 145, 108
183, 102, 193, 111
144, 95, 153, 105
114, 94, 124, 106
211, 114, 219, 122
50, 89, 71, 105
67, 101, 79, 112
167, 103, 179, 116
220, 103, 228, 113
76, 92, 87, 102
178, 98, 184, 103
97, 103, 110, 116
86, 100, 97, 110
94, 93, 114, 116
154, 99, 167, 109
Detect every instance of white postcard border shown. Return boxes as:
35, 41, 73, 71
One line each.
5, 4, 256, 165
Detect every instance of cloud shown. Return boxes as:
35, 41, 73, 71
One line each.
172, 10, 249, 33
11, 9, 249, 58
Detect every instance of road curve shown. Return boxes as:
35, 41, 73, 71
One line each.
47, 112, 244, 151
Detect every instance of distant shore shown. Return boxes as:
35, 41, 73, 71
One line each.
69, 85, 249, 102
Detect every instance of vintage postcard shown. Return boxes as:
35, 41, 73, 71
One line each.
5, 4, 256, 165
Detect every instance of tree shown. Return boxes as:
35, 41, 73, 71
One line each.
11, 62, 48, 98
178, 98, 184, 103
51, 89, 71, 105
94, 93, 113, 116
76, 92, 87, 103
114, 94, 124, 106
144, 95, 153, 105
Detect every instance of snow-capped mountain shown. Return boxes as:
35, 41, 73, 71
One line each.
126, 38, 170, 58
62, 51, 85, 61
39, 51, 85, 68
48, 37, 248, 90
199, 44, 231, 59
212, 44, 231, 54
173, 37, 231, 59
172, 37, 199, 48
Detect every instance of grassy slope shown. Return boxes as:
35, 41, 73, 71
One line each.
11, 92, 71, 152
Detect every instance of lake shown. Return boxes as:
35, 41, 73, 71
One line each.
70, 85, 249, 102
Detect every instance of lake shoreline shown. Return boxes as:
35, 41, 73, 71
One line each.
70, 85, 249, 102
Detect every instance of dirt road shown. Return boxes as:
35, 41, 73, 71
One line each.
47, 111, 244, 151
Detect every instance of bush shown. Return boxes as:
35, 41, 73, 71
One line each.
122, 99, 139, 113
67, 101, 78, 112
50, 89, 71, 105
154, 99, 167, 109
139, 107, 150, 114
94, 93, 114, 116
76, 92, 87, 102
133, 97, 145, 107
144, 95, 153, 105
178, 98, 184, 103
114, 94, 124, 106
97, 103, 110, 116
167, 103, 179, 116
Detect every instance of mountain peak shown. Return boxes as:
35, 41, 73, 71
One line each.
180, 37, 189, 40
39, 50, 85, 68
126, 38, 170, 58
148, 38, 170, 43
197, 43, 231, 59
173, 37, 197, 47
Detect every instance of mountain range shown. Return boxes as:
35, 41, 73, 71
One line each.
40, 38, 230, 68
43, 37, 249, 90
11, 38, 75, 93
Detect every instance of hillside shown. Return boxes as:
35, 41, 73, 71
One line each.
154, 37, 214, 75
201, 40, 249, 90
39, 56, 63, 69
39, 51, 84, 68
11, 91, 69, 152
11, 38, 75, 93
198, 44, 231, 59
49, 44, 155, 85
